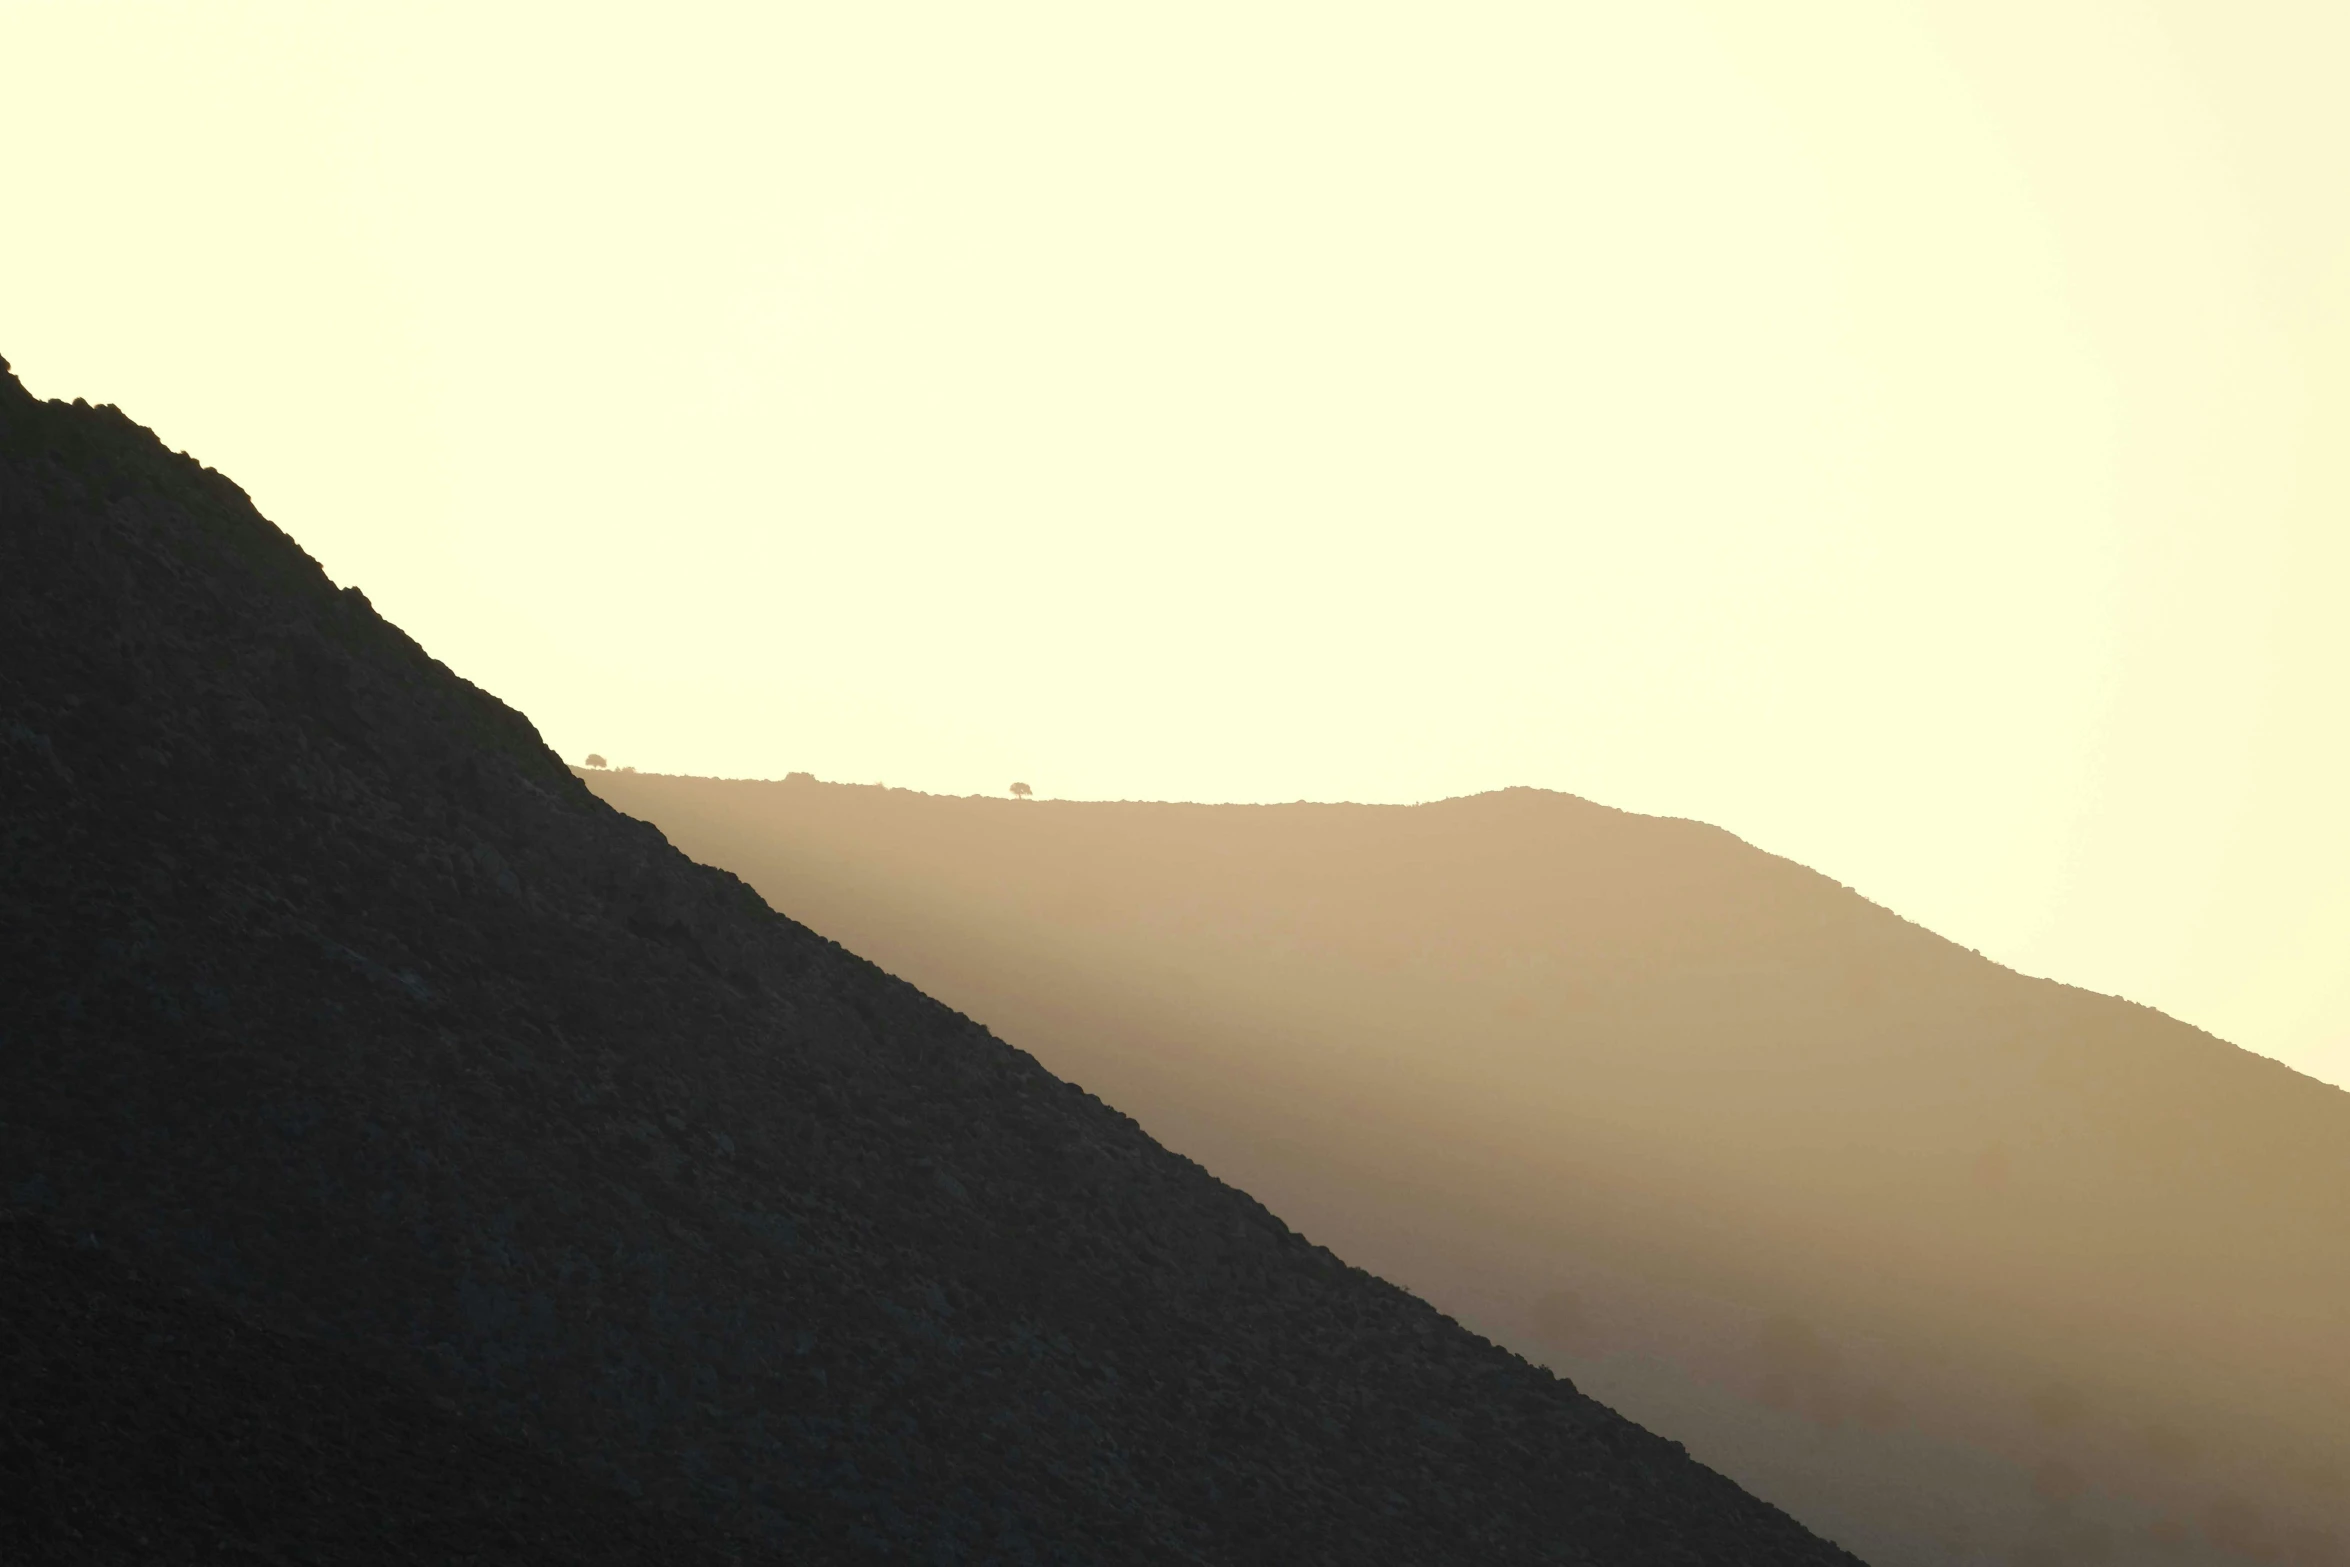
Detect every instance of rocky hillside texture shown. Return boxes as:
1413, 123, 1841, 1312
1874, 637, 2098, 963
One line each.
0, 354, 1857, 1564
576, 774, 2350, 1567
0, 1214, 793, 1566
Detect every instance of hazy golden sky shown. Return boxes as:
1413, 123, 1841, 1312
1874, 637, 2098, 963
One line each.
5, 3, 2344, 1086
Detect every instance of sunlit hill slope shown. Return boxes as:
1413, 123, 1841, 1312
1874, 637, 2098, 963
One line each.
583, 771, 2350, 1566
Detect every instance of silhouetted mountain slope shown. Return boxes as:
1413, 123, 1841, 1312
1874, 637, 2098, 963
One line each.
0, 1214, 793, 1566
0, 356, 1856, 1564
575, 774, 2350, 1566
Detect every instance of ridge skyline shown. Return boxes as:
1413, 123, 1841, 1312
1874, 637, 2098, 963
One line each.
575, 763, 2344, 1093
8, 2, 2345, 1099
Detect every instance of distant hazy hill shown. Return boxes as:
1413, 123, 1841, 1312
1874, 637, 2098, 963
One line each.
581, 772, 2350, 1567
0, 353, 1852, 1564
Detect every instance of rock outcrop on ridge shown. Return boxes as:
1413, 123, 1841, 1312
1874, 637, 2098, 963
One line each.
0, 356, 1858, 1564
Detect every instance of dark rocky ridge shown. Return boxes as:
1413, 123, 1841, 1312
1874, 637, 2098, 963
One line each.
0, 355, 1857, 1564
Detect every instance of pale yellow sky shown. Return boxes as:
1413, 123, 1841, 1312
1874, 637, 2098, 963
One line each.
5, 2, 2344, 1086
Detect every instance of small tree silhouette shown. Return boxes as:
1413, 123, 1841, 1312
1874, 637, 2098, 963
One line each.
1010, 781, 1032, 800
583, 753, 608, 769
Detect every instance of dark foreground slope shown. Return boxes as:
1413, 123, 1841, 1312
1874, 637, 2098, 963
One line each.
577, 775, 2350, 1567
0, 1214, 787, 1566
0, 358, 1854, 1564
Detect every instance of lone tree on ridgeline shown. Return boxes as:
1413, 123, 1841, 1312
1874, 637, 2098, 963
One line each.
583, 753, 608, 769
1010, 782, 1032, 800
